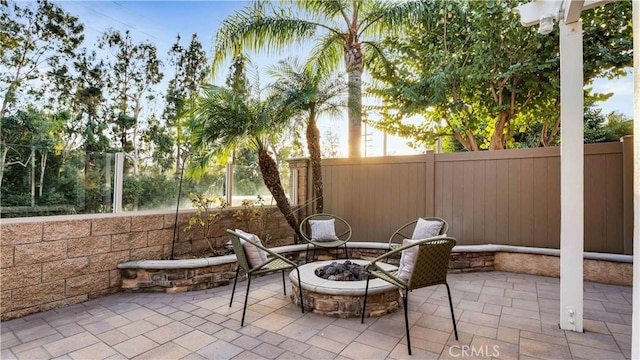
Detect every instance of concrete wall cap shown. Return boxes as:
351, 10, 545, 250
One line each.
118, 242, 632, 270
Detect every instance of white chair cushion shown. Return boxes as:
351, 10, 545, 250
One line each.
309, 219, 339, 242
235, 229, 269, 268
397, 239, 419, 281
411, 218, 443, 240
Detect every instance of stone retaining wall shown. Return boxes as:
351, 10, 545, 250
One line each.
117, 247, 496, 294
0, 210, 293, 321
494, 252, 633, 286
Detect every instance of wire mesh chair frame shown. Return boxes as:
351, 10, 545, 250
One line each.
361, 237, 458, 355
299, 213, 352, 263
227, 230, 304, 326
388, 217, 449, 250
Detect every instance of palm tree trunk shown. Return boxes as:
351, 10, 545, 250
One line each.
347, 69, 363, 158
257, 149, 302, 242
307, 111, 323, 213
345, 40, 364, 158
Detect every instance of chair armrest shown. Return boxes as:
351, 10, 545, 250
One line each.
227, 229, 298, 270
367, 237, 435, 269
246, 237, 298, 268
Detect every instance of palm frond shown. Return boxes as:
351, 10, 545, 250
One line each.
213, 4, 341, 73
295, 0, 350, 24
360, 0, 438, 37
361, 40, 395, 80
306, 33, 344, 76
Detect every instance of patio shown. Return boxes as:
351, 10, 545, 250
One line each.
0, 270, 632, 359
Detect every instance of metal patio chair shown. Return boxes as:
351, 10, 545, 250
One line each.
388, 217, 449, 250
227, 229, 304, 326
361, 236, 458, 355
299, 213, 352, 263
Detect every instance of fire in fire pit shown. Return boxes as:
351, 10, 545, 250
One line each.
314, 260, 368, 281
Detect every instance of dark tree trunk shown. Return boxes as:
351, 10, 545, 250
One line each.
257, 149, 302, 242
307, 112, 323, 213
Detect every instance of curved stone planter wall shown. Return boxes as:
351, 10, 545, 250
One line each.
117, 243, 633, 294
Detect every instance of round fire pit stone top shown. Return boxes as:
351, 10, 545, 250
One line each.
289, 259, 398, 296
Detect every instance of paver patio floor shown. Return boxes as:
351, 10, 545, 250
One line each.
1, 271, 632, 359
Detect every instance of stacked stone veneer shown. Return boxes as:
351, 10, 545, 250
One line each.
0, 209, 294, 321
120, 263, 238, 293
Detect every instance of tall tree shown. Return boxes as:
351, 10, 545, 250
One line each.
0, 0, 84, 119
368, 0, 633, 151
47, 49, 110, 165
188, 59, 302, 240
212, 0, 433, 158
268, 58, 346, 212
163, 33, 208, 171
0, 108, 59, 198
98, 29, 163, 174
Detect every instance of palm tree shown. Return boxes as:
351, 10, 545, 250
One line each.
187, 83, 303, 240
213, 0, 431, 158
268, 58, 346, 213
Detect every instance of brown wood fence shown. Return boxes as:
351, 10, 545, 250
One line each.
302, 138, 633, 254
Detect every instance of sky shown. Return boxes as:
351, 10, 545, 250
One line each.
50, 0, 634, 157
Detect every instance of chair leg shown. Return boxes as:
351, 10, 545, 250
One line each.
403, 289, 411, 355
361, 275, 371, 324
281, 270, 287, 296
294, 268, 305, 314
445, 283, 459, 340
241, 275, 252, 327
305, 244, 310, 264
230, 267, 240, 308
343, 243, 349, 259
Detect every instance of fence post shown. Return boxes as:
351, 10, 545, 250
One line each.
287, 157, 310, 219
425, 150, 435, 216
113, 153, 124, 213
622, 135, 634, 255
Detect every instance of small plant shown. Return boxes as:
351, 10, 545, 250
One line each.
184, 192, 229, 255
233, 196, 275, 246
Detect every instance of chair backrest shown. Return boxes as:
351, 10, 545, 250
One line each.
227, 230, 251, 273
407, 237, 456, 289
299, 213, 352, 242
390, 217, 449, 244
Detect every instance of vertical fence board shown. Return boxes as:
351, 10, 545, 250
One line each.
473, 161, 486, 245
462, 161, 475, 244
547, 157, 561, 248
508, 159, 522, 246
484, 160, 498, 244
605, 153, 623, 253
520, 158, 535, 247
533, 158, 549, 248
496, 159, 510, 246
452, 162, 465, 241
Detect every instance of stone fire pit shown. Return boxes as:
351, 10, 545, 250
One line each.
289, 259, 401, 318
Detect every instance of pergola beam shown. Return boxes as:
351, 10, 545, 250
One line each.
513, 0, 612, 27
563, 0, 585, 24
513, 0, 562, 27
